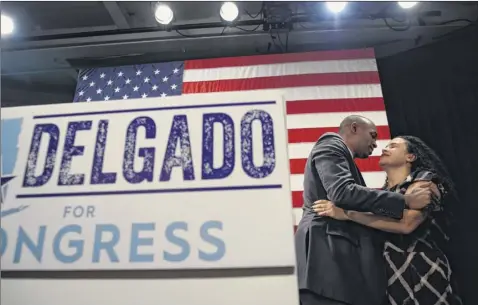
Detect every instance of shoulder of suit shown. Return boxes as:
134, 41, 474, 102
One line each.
313, 132, 349, 154
317, 132, 346, 148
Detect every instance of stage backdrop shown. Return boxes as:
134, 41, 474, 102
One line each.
74, 48, 390, 227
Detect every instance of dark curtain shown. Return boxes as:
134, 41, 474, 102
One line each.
377, 25, 478, 305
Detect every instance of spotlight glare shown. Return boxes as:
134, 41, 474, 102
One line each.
220, 2, 239, 22
1, 14, 14, 36
398, 2, 418, 9
326, 2, 348, 13
154, 4, 173, 25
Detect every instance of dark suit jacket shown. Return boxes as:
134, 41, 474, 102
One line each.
295, 133, 406, 305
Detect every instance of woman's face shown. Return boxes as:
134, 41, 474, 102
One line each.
379, 137, 416, 168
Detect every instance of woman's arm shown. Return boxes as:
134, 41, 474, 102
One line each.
345, 209, 425, 234
313, 181, 440, 234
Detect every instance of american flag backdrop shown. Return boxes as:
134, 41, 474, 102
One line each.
74, 48, 390, 228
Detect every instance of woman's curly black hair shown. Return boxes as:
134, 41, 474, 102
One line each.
398, 135, 457, 201
399, 136, 461, 297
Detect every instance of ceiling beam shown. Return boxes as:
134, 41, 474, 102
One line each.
64, 69, 79, 81
0, 22, 472, 76
29, 26, 118, 37
1, 77, 76, 94
103, 1, 130, 29
1, 85, 74, 107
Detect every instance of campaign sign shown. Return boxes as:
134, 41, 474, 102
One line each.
0, 91, 296, 273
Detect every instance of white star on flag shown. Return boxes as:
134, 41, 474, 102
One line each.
122, 95, 129, 99
82, 75, 88, 80
86, 97, 92, 102
74, 60, 186, 103
104, 96, 110, 101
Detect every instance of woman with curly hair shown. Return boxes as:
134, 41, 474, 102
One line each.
313, 136, 462, 305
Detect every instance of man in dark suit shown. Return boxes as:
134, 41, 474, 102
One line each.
295, 115, 433, 305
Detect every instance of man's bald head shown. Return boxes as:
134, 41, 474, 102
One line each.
338, 115, 378, 159
339, 115, 375, 135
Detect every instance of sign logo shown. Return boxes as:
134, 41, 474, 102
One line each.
1, 118, 28, 218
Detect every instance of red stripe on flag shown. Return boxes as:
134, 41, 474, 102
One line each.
292, 191, 303, 208
184, 49, 375, 69
183, 72, 380, 93
286, 98, 385, 115
290, 156, 382, 175
288, 125, 391, 144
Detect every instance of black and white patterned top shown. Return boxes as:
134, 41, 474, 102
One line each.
381, 170, 462, 305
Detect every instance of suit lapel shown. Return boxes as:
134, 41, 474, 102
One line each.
355, 166, 366, 186
349, 158, 366, 186
337, 137, 367, 186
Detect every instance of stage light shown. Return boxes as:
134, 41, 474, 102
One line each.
325, 2, 348, 13
398, 2, 418, 9
154, 4, 174, 25
220, 2, 239, 22
1, 14, 14, 36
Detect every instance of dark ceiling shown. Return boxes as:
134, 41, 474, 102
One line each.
1, 1, 477, 107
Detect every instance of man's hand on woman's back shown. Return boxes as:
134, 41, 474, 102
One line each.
404, 182, 436, 210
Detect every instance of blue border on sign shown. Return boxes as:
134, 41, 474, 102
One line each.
34, 101, 276, 119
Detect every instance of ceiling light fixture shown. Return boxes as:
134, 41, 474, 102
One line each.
154, 4, 174, 25
220, 2, 239, 22
325, 2, 348, 14
1, 14, 14, 36
398, 2, 418, 9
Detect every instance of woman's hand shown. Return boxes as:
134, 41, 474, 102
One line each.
312, 200, 349, 221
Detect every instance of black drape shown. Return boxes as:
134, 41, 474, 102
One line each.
377, 25, 478, 305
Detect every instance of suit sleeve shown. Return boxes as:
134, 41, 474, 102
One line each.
313, 139, 405, 219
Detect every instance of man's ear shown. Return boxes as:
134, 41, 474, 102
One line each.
350, 122, 357, 134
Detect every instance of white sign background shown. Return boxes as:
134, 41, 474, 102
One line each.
1, 276, 300, 305
1, 91, 299, 305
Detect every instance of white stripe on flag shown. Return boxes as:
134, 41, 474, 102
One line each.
293, 208, 303, 226
184, 84, 384, 101
183, 59, 378, 82
288, 140, 390, 159
286, 111, 388, 129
